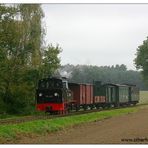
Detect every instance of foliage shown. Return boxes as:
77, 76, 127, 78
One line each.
0, 4, 61, 114
40, 44, 62, 78
135, 37, 148, 85
60, 64, 147, 90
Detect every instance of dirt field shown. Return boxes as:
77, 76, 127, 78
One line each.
14, 106, 148, 144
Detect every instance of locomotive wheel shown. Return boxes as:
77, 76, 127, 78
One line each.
95, 105, 100, 109
90, 105, 94, 110
110, 104, 114, 108
58, 110, 68, 115
83, 105, 88, 111
102, 105, 106, 109
64, 109, 68, 114
75, 105, 80, 112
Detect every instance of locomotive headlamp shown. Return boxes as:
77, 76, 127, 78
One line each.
54, 93, 58, 96
68, 93, 71, 97
39, 93, 42, 97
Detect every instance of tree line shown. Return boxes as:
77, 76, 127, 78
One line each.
60, 64, 148, 90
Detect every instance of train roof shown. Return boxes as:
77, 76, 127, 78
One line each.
103, 83, 128, 87
39, 77, 62, 82
122, 83, 136, 86
69, 82, 134, 87
68, 82, 93, 86
103, 83, 138, 88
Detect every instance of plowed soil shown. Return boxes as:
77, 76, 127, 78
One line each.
7, 107, 148, 144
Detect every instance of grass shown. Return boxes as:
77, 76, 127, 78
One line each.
0, 107, 139, 142
139, 91, 148, 105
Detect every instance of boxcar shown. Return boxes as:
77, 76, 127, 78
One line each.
93, 82, 108, 108
105, 84, 118, 107
127, 84, 140, 105
69, 83, 93, 109
93, 82, 117, 108
116, 84, 129, 106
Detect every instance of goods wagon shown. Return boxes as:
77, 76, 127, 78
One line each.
93, 82, 116, 108
93, 81, 106, 104
103, 84, 130, 106
69, 83, 93, 110
127, 84, 140, 105
115, 84, 129, 106
105, 84, 117, 105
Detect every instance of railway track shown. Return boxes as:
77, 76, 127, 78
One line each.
0, 104, 145, 125
0, 109, 105, 125
0, 111, 90, 125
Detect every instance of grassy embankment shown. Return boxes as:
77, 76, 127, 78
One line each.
0, 107, 139, 142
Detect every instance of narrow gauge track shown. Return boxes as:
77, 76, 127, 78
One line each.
0, 105, 142, 125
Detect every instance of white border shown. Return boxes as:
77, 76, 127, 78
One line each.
2, 0, 148, 4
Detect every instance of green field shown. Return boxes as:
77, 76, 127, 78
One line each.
139, 91, 148, 105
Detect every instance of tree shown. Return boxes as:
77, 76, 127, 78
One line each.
18, 4, 45, 67
135, 37, 148, 84
115, 64, 127, 71
40, 44, 61, 78
0, 4, 61, 114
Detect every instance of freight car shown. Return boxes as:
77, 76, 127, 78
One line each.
68, 83, 94, 111
36, 77, 140, 114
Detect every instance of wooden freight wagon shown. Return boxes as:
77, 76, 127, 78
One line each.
105, 84, 129, 107
126, 84, 140, 105
93, 82, 117, 108
106, 84, 129, 107
93, 81, 106, 103
69, 83, 93, 109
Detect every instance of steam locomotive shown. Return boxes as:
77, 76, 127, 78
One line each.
36, 77, 139, 114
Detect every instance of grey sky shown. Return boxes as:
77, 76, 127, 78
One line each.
42, 4, 148, 70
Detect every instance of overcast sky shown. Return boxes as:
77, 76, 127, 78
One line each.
42, 4, 148, 70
